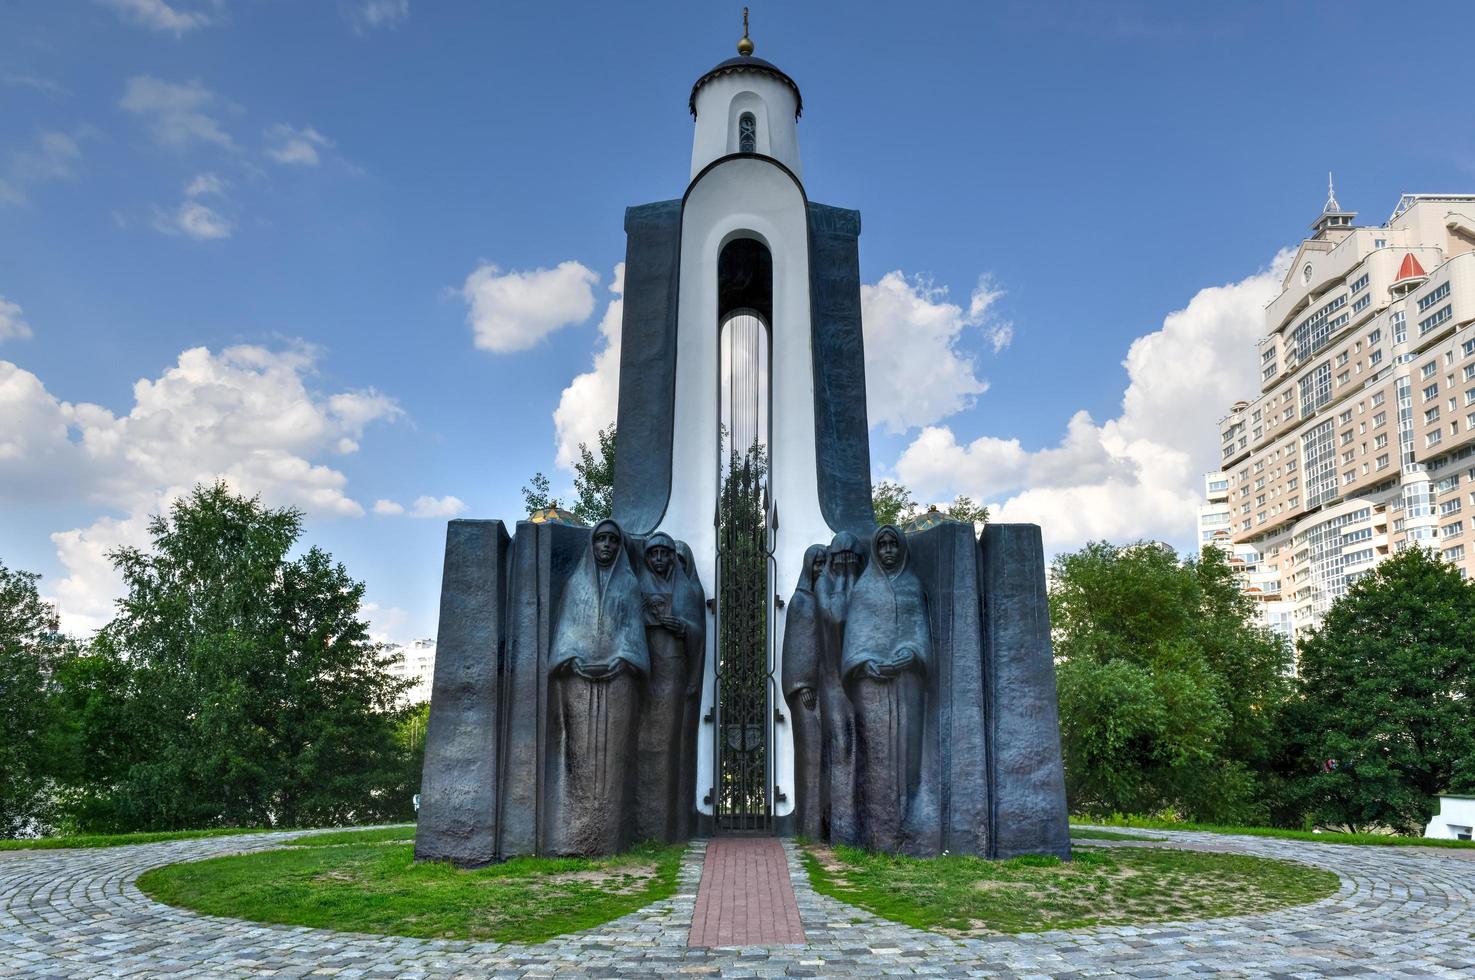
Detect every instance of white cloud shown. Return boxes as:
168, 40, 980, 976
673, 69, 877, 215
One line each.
264, 123, 333, 166
344, 0, 409, 32
120, 76, 234, 150
154, 172, 233, 239
0, 344, 403, 632
0, 129, 88, 206
1, 73, 70, 99
0, 295, 33, 342
461, 260, 598, 354
409, 495, 466, 518
97, 0, 215, 35
372, 499, 405, 515
892, 250, 1294, 552
552, 263, 624, 469
861, 271, 1008, 433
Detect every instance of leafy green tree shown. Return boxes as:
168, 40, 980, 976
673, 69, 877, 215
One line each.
571, 423, 617, 524
521, 472, 552, 515
941, 494, 989, 527
0, 562, 71, 837
1291, 547, 1475, 834
73, 482, 411, 831
1051, 542, 1292, 823
872, 481, 917, 526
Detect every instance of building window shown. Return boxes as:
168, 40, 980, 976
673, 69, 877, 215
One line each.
1353, 294, 1371, 314
1393, 310, 1407, 344
1350, 272, 1370, 295
1445, 521, 1464, 537
738, 112, 757, 153
1425, 407, 1441, 423
1420, 304, 1453, 336
1444, 545, 1465, 562
1425, 382, 1440, 401
1418, 281, 1451, 313
1423, 361, 1439, 379
1376, 453, 1390, 469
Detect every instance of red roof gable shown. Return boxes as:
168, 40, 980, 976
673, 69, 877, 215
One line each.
1396, 252, 1427, 282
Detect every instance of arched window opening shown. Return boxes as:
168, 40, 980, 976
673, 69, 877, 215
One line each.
738, 112, 757, 153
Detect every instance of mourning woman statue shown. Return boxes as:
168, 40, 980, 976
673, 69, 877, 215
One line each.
840, 524, 932, 852
634, 532, 704, 842
781, 544, 829, 840
548, 519, 649, 855
672, 540, 707, 836
816, 530, 866, 843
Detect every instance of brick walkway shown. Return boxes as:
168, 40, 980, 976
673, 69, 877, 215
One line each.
4, 828, 1475, 976
687, 837, 804, 946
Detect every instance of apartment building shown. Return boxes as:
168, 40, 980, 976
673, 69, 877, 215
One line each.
1198, 473, 1296, 645
385, 637, 436, 706
1211, 186, 1475, 642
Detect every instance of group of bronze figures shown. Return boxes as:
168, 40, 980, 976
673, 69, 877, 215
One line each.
546, 521, 706, 855
543, 516, 940, 856
783, 525, 932, 852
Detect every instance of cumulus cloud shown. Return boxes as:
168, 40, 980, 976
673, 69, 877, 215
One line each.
372, 495, 467, 518
0, 295, 33, 342
0, 129, 89, 207
120, 76, 234, 150
893, 250, 1294, 552
264, 123, 333, 166
861, 272, 1009, 433
0, 344, 402, 632
552, 263, 624, 469
97, 0, 216, 35
343, 0, 409, 32
462, 260, 598, 354
153, 172, 232, 240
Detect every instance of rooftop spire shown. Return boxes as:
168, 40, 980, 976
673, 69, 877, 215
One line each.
737, 6, 754, 56
1324, 171, 1341, 213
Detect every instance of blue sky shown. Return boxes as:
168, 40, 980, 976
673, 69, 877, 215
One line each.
4, 0, 1475, 641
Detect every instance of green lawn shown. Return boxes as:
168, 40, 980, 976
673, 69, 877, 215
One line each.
0, 827, 278, 851
1079, 815, 1475, 849
1068, 827, 1157, 841
802, 844, 1338, 936
138, 839, 687, 944
287, 825, 416, 847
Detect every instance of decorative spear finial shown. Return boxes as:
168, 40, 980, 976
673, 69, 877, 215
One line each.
1325, 171, 1341, 213
737, 7, 754, 56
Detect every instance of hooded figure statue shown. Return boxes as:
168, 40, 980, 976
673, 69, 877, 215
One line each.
547, 519, 648, 855
816, 530, 866, 843
781, 543, 829, 840
840, 523, 932, 852
634, 531, 705, 842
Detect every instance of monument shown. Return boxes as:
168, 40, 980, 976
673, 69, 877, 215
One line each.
415, 23, 1070, 865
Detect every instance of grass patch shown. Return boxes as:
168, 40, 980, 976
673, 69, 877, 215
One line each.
802, 843, 1338, 935
138, 840, 686, 944
0, 827, 278, 851
1068, 827, 1157, 841
1082, 814, 1475, 850
287, 826, 416, 847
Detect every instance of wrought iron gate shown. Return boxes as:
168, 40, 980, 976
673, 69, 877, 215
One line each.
713, 310, 775, 833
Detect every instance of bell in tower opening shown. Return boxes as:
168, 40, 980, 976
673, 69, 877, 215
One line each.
414, 23, 1070, 865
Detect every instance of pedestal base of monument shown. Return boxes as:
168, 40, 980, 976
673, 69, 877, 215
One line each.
414, 518, 1069, 866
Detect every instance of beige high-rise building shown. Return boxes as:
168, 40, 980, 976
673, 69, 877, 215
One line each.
1212, 184, 1475, 642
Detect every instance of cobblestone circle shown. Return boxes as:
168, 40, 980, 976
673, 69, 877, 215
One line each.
3, 826, 1474, 977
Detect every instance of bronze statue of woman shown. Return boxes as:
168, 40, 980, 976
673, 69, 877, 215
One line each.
547, 519, 649, 855
634, 532, 704, 842
816, 530, 865, 843
781, 543, 829, 840
672, 540, 706, 838
841, 524, 931, 852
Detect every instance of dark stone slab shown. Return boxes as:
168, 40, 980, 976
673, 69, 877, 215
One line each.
806, 203, 874, 537
981, 523, 1071, 860
906, 521, 989, 857
611, 200, 683, 536
414, 520, 510, 867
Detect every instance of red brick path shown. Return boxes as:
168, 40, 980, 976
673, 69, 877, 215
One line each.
687, 838, 806, 946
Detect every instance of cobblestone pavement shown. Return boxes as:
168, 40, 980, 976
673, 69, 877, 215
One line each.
2, 826, 1474, 977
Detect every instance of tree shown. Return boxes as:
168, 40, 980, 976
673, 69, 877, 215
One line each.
872, 481, 916, 526
873, 481, 989, 529
0, 562, 70, 837
73, 482, 412, 831
571, 423, 617, 525
1291, 547, 1475, 834
1050, 541, 1292, 823
521, 472, 552, 515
